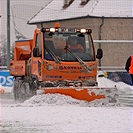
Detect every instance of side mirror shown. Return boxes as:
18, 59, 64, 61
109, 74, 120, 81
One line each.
96, 48, 103, 59
33, 47, 40, 57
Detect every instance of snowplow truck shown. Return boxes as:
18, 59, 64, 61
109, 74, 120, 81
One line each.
10, 25, 118, 103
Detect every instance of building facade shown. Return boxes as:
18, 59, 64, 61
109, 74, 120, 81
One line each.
28, 0, 133, 68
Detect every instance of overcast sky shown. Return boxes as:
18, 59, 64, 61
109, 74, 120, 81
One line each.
0, 0, 51, 46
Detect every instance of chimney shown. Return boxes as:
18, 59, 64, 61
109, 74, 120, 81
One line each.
64, 0, 69, 5
80, 0, 89, 5
63, 0, 74, 9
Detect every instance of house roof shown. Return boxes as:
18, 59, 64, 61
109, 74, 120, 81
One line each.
28, 0, 133, 24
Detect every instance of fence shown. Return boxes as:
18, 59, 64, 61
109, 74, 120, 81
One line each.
94, 40, 133, 70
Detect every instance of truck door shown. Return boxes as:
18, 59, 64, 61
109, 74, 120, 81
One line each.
31, 30, 44, 81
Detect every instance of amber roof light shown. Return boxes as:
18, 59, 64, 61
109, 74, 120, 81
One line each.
55, 22, 60, 28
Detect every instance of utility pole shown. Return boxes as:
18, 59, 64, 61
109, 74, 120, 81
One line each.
7, 0, 10, 69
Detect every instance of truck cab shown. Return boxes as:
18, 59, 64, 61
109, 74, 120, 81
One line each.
31, 27, 103, 84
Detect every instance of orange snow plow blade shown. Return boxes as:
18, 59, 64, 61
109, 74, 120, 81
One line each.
38, 87, 116, 102
44, 88, 105, 102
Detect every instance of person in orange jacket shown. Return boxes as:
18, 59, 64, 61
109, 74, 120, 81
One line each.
125, 55, 133, 85
67, 36, 84, 53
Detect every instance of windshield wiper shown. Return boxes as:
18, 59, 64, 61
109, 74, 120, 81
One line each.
64, 45, 92, 73
45, 45, 61, 64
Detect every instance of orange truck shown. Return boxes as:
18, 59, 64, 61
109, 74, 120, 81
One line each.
10, 24, 117, 103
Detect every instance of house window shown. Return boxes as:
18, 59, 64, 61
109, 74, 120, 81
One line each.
80, 0, 90, 5
63, 0, 74, 9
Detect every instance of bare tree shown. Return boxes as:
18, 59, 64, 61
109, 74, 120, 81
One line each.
0, 35, 14, 67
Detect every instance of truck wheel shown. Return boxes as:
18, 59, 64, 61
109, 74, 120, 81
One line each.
16, 80, 35, 102
21, 81, 35, 101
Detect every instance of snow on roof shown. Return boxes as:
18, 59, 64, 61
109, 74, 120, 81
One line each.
28, 0, 133, 24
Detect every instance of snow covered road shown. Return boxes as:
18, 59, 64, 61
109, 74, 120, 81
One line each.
0, 76, 133, 133
1, 104, 133, 133
0, 93, 133, 133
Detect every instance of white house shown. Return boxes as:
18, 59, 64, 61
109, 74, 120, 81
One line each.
28, 0, 133, 68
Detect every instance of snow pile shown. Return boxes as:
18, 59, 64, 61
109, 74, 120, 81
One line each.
98, 77, 133, 93
23, 94, 85, 106
17, 94, 118, 107
98, 71, 133, 90
98, 76, 117, 88
5, 76, 129, 107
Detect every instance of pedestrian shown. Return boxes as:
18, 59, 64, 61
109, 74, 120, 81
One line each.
125, 55, 133, 85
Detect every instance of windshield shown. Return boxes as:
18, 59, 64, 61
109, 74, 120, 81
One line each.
44, 32, 95, 62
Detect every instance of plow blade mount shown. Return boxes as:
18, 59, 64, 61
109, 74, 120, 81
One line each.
38, 87, 118, 103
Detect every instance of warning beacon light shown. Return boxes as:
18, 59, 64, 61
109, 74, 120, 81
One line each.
55, 22, 60, 28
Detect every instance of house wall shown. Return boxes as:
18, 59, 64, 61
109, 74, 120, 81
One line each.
37, 17, 133, 68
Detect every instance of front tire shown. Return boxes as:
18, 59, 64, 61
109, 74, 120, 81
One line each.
13, 79, 36, 102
